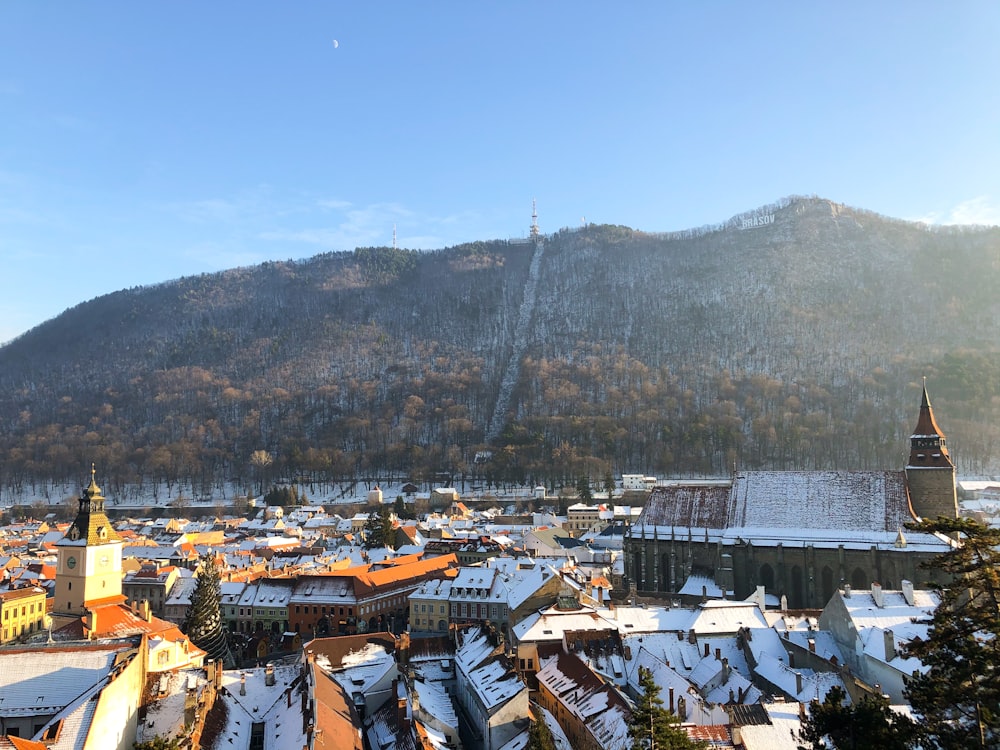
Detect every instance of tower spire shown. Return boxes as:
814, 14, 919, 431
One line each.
905, 380, 958, 519
910, 378, 948, 458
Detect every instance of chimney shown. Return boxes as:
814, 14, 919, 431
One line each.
755, 585, 766, 612
871, 582, 884, 608
808, 638, 816, 654
715, 647, 721, 661
883, 629, 896, 662
668, 687, 675, 713
265, 663, 275, 687
704, 642, 710, 657
240, 673, 247, 696
140, 599, 152, 622
795, 672, 803, 696
722, 657, 730, 682
844, 584, 851, 598
677, 696, 686, 719
901, 579, 915, 606
395, 679, 409, 731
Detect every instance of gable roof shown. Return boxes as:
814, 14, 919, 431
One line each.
632, 471, 953, 550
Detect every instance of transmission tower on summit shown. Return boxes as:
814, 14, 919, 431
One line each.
529, 199, 540, 239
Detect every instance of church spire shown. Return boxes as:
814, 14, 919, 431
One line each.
905, 379, 958, 520
909, 378, 951, 466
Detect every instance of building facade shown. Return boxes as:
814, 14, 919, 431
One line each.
0, 586, 47, 643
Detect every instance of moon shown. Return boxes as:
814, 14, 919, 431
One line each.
332, 39, 339, 48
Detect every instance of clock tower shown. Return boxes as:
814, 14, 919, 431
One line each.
53, 466, 124, 615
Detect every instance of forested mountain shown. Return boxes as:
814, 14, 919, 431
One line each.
2, 196, 999, 501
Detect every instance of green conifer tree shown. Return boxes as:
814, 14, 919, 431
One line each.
363, 505, 394, 549
182, 554, 235, 667
628, 666, 706, 750
903, 517, 1000, 749
526, 709, 557, 750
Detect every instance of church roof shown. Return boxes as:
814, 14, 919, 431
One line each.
729, 471, 913, 533
911, 382, 946, 440
631, 471, 949, 551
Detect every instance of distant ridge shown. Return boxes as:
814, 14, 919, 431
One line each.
1, 195, 999, 496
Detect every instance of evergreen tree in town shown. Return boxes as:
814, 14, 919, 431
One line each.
363, 505, 394, 549
796, 685, 918, 750
628, 666, 706, 750
526, 708, 557, 750
134, 736, 183, 750
903, 517, 1000, 749
183, 554, 235, 667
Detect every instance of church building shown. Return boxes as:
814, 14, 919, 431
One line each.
623, 384, 959, 609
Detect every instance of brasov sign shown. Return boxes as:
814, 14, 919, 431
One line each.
740, 213, 774, 230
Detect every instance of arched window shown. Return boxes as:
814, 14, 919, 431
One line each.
759, 563, 775, 591
821, 566, 834, 604
791, 565, 804, 608
851, 568, 867, 592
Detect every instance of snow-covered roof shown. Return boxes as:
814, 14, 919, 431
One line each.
0, 646, 118, 717
455, 628, 525, 711
631, 471, 955, 551
208, 664, 307, 750
512, 605, 617, 643
323, 642, 397, 698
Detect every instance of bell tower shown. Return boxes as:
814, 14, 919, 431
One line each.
53, 466, 124, 614
905, 381, 959, 520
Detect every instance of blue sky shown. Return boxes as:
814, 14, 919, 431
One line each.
2, 3, 999, 344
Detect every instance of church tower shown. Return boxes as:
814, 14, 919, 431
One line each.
905, 382, 959, 520
53, 466, 124, 614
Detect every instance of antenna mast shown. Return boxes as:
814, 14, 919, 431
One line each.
530, 199, 540, 239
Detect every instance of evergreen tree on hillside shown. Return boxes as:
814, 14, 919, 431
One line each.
604, 471, 616, 500
628, 666, 706, 749
182, 555, 235, 667
903, 517, 1000, 749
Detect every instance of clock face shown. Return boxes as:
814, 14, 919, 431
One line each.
67, 556, 77, 569
100, 555, 110, 567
